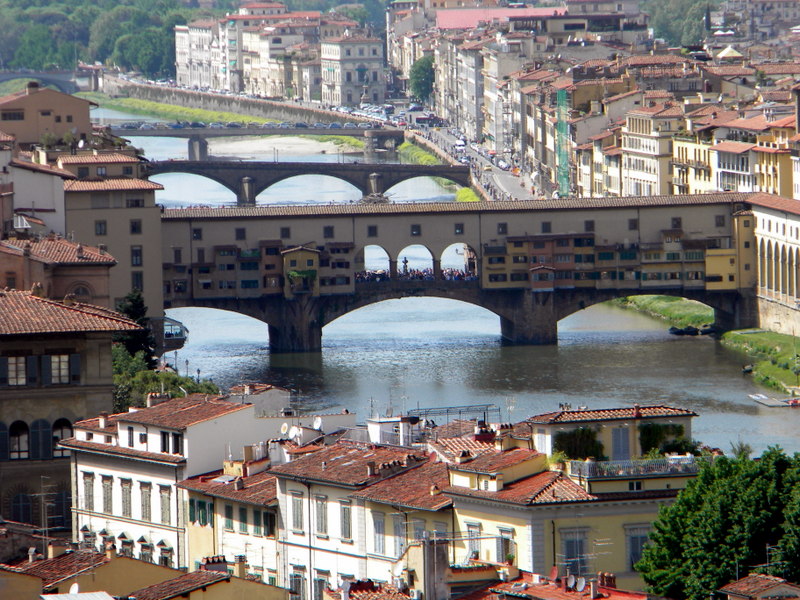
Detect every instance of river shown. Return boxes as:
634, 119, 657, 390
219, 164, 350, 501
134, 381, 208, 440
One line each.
94, 108, 800, 456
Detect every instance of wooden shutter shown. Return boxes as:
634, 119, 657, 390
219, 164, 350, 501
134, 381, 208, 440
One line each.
30, 419, 53, 460
40, 356, 52, 385
26, 356, 38, 385
69, 354, 81, 384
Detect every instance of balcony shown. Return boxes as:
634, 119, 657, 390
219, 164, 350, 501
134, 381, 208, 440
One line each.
565, 456, 708, 480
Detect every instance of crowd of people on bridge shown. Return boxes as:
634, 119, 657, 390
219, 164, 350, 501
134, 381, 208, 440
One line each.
355, 268, 477, 282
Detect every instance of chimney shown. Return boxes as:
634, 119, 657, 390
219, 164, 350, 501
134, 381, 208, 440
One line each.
98, 412, 108, 428
47, 542, 67, 559
98, 243, 107, 255
105, 543, 116, 559
233, 555, 247, 578
633, 404, 641, 418
590, 580, 598, 599
366, 461, 377, 476
63, 293, 76, 306
26, 81, 40, 95
27, 547, 37, 563
76, 244, 84, 259
430, 484, 441, 495
233, 477, 245, 490
30, 282, 43, 297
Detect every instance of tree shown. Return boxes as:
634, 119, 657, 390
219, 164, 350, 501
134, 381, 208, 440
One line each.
115, 289, 156, 368
637, 449, 800, 600
409, 55, 435, 102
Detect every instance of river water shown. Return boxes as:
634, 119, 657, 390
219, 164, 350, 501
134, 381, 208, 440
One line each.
94, 108, 800, 456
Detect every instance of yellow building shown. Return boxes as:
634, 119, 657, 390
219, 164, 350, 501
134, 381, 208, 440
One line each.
754, 145, 793, 197
281, 246, 321, 297
672, 137, 715, 195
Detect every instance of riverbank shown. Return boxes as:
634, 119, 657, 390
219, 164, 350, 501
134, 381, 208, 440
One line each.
721, 330, 800, 392
613, 295, 713, 328
398, 142, 479, 201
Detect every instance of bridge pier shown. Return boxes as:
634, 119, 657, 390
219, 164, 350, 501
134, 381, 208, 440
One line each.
368, 172, 383, 195
267, 297, 323, 353
389, 259, 398, 278
714, 289, 759, 331
498, 291, 558, 345
238, 177, 256, 206
188, 136, 209, 161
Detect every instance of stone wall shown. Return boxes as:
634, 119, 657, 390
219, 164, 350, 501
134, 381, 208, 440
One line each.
102, 76, 363, 124
757, 295, 800, 334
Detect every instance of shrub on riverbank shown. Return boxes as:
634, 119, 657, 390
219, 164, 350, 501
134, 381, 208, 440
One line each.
456, 188, 480, 202
398, 141, 441, 165
721, 330, 800, 391
614, 295, 713, 327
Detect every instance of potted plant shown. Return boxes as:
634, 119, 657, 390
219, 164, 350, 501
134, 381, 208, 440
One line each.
505, 553, 515, 565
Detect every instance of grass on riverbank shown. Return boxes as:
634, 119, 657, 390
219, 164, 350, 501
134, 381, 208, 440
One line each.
397, 141, 441, 165
721, 330, 800, 392
613, 295, 714, 327
456, 188, 480, 202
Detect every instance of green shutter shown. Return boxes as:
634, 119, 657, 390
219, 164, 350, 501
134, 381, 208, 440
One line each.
189, 498, 196, 522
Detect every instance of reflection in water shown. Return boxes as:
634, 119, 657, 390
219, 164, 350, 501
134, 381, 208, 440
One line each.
166, 300, 797, 456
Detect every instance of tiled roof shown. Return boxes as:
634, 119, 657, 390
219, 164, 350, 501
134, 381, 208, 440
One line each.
711, 141, 757, 154
748, 192, 800, 216
451, 447, 542, 473
431, 419, 479, 439
703, 65, 755, 77
767, 114, 796, 128
756, 63, 800, 75
58, 153, 141, 165
10, 158, 76, 178
162, 192, 755, 220
270, 440, 427, 487
179, 470, 277, 505
101, 396, 248, 431
0, 130, 14, 142
0, 235, 116, 265
627, 102, 684, 118
624, 54, 694, 67
351, 461, 452, 511
126, 570, 230, 600
0, 290, 139, 335
445, 470, 594, 506
488, 576, 650, 600
430, 436, 496, 462
436, 7, 566, 30
58, 439, 187, 464
64, 178, 163, 192
527, 405, 697, 424
0, 549, 107, 589
720, 114, 771, 132
718, 573, 799, 597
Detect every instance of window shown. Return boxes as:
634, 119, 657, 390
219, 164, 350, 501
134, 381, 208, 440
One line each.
160, 486, 171, 524
225, 504, 234, 530
236, 227, 246, 240
411, 224, 421, 236
561, 529, 588, 576
264, 511, 276, 536
12, 494, 32, 524
131, 271, 143, 291
584, 220, 595, 232
1, 110, 24, 121
6, 356, 26, 386
715, 215, 725, 227
78, 166, 89, 178
9, 421, 29, 459
192, 228, 203, 240
123, 166, 133, 176
373, 512, 385, 555
292, 493, 304, 532
102, 476, 113, 513
240, 506, 249, 533
393, 514, 405, 558
127, 426, 134, 447
455, 223, 464, 235
159, 548, 173, 568
467, 523, 481, 558
49, 354, 70, 384
367, 225, 378, 237
315, 496, 328, 536
83, 473, 94, 511
323, 226, 334, 239
626, 525, 650, 570
141, 483, 151, 521
340, 501, 352, 540
254, 509, 263, 535
314, 573, 329, 600
290, 571, 307, 600
131, 246, 143, 266
95, 220, 107, 236
497, 223, 508, 234
121, 480, 132, 517
628, 218, 638, 230
52, 419, 72, 457
126, 198, 144, 208
172, 433, 183, 455
666, 252, 681, 261
628, 480, 642, 491
496, 528, 515, 563
130, 220, 142, 234
161, 431, 170, 453
671, 217, 682, 229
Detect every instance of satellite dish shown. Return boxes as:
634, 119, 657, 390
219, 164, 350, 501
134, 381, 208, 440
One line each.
576, 578, 586, 592
69, 583, 80, 594
280, 422, 289, 435
77, 139, 85, 149
313, 416, 322, 431
567, 575, 576, 589
288, 426, 299, 440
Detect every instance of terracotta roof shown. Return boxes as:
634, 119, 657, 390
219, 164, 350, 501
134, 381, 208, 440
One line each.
126, 570, 230, 600
0, 290, 139, 335
627, 102, 684, 118
0, 130, 14, 142
489, 576, 650, 600
756, 63, 800, 75
450, 447, 542, 473
445, 470, 594, 506
0, 235, 116, 265
58, 153, 141, 165
748, 192, 800, 216
624, 54, 694, 67
351, 461, 451, 511
718, 574, 800, 597
270, 440, 427, 487
767, 114, 796, 128
10, 158, 76, 179
0, 549, 107, 589
721, 114, 771, 132
57, 438, 188, 464
430, 436, 496, 462
96, 396, 248, 431
711, 141, 757, 154
162, 192, 756, 219
436, 7, 566, 29
703, 65, 755, 77
432, 419, 479, 439
527, 405, 697, 424
328, 582, 412, 600
179, 470, 278, 505
64, 178, 163, 192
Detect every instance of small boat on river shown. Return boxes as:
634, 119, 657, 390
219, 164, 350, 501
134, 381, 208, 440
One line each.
669, 325, 700, 336
749, 393, 800, 407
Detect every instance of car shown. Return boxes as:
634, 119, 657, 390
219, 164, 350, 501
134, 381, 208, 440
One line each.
328, 122, 343, 129
261, 122, 277, 128
357, 122, 372, 129
189, 121, 205, 128
279, 122, 293, 129
312, 123, 327, 129
138, 123, 156, 130
167, 123, 184, 129
459, 156, 470, 165
294, 122, 309, 128
208, 122, 224, 129
225, 122, 242, 128
408, 103, 424, 112
344, 122, 357, 128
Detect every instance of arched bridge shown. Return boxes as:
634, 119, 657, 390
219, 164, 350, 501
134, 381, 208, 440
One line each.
0, 70, 78, 93
146, 160, 472, 202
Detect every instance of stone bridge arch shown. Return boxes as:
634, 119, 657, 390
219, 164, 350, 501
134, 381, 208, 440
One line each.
0, 72, 78, 93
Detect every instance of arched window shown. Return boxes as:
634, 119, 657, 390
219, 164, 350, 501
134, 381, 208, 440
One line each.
9, 421, 29, 459
70, 285, 92, 303
52, 419, 72, 458
12, 493, 32, 523
30, 419, 52, 460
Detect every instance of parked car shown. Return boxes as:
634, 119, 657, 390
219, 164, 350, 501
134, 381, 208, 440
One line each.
313, 123, 327, 129
294, 122, 309, 128
225, 122, 242, 128
328, 122, 343, 129
208, 122, 224, 129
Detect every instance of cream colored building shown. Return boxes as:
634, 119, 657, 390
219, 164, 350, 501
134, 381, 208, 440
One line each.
321, 34, 386, 106
622, 103, 684, 196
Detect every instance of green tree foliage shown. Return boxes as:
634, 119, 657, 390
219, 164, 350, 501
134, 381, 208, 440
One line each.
112, 344, 218, 412
643, 0, 721, 45
409, 55, 435, 102
637, 448, 800, 600
114, 289, 156, 368
553, 427, 606, 460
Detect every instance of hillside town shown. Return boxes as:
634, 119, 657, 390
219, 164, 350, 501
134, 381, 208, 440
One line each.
1, 0, 800, 598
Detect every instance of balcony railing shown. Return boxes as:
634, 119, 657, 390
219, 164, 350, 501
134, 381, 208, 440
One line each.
566, 456, 708, 479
